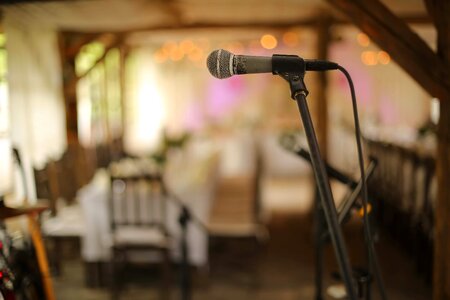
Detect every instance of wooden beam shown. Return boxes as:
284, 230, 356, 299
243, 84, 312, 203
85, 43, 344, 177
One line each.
77, 37, 124, 79
63, 34, 125, 99
63, 33, 104, 59
60, 13, 431, 37
326, 0, 449, 101
424, 0, 450, 299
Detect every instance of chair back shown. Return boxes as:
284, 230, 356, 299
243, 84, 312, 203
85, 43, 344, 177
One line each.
109, 173, 168, 233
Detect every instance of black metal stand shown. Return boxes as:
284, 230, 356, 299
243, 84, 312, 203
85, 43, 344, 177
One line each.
284, 146, 376, 299
178, 206, 192, 300
313, 191, 326, 300
279, 70, 357, 300
314, 160, 377, 300
166, 190, 207, 300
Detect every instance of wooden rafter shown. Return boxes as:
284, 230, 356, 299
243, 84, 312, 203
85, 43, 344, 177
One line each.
326, 0, 449, 101
76, 35, 125, 79
63, 33, 104, 59
59, 13, 432, 38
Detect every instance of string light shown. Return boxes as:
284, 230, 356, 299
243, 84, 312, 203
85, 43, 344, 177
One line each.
282, 31, 299, 47
377, 51, 390, 65
361, 51, 377, 66
180, 39, 195, 54
260, 34, 278, 49
357, 33, 370, 47
170, 46, 184, 61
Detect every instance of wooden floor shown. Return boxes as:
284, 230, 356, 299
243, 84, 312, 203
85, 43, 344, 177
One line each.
53, 209, 431, 300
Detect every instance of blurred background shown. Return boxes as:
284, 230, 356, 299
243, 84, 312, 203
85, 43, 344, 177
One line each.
0, 0, 446, 299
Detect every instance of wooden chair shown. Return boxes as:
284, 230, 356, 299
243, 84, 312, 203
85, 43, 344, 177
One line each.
207, 152, 267, 286
109, 173, 171, 300
367, 139, 436, 283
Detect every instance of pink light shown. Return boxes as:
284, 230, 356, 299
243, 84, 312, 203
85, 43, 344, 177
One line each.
206, 76, 245, 118
183, 102, 205, 131
379, 95, 398, 125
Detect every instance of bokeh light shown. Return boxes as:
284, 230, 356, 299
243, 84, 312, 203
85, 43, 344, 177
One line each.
153, 49, 168, 63
357, 33, 370, 47
361, 51, 377, 66
377, 51, 390, 65
260, 34, 278, 50
180, 39, 195, 54
282, 31, 299, 47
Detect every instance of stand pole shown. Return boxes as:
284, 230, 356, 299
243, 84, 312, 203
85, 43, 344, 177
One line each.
178, 206, 192, 300
295, 91, 356, 299
281, 70, 357, 300
313, 193, 326, 300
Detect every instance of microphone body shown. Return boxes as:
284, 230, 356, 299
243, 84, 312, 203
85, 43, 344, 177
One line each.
207, 49, 338, 79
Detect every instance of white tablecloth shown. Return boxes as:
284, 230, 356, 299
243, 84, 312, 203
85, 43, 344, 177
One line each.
78, 145, 218, 266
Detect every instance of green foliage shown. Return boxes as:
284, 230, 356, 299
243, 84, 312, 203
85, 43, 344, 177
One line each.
0, 49, 6, 83
0, 34, 6, 83
150, 131, 191, 166
76, 42, 105, 76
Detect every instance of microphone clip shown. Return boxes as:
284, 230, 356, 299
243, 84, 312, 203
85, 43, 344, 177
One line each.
273, 55, 309, 99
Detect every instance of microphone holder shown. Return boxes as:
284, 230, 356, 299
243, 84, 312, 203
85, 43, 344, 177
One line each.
279, 69, 358, 300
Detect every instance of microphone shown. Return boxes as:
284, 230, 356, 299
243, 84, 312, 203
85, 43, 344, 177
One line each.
206, 49, 339, 79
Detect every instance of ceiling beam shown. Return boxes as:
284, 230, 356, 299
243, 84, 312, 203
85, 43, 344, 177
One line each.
60, 13, 431, 37
76, 35, 125, 80
63, 33, 105, 59
326, 0, 449, 101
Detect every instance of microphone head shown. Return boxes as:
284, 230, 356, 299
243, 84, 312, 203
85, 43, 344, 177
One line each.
206, 49, 234, 79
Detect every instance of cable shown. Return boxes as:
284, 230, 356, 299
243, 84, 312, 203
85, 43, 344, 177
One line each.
337, 65, 388, 300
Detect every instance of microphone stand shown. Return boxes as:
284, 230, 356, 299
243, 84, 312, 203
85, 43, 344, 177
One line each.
278, 69, 358, 300
164, 189, 207, 300
292, 147, 377, 300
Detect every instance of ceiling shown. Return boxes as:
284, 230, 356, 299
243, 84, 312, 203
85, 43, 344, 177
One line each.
1, 0, 429, 33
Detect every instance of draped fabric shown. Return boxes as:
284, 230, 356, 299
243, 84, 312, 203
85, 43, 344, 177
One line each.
4, 14, 67, 202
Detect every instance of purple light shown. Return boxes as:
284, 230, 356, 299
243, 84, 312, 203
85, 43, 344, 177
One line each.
379, 95, 397, 125
206, 76, 245, 118
183, 102, 205, 131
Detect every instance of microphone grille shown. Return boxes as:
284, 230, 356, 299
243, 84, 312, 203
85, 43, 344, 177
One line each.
206, 49, 234, 79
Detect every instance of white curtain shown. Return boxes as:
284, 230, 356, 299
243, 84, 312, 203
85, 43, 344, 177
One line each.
4, 14, 67, 202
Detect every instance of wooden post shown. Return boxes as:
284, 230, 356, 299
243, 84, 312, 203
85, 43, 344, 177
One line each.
118, 45, 129, 138
435, 99, 450, 299
59, 33, 80, 145
426, 0, 450, 298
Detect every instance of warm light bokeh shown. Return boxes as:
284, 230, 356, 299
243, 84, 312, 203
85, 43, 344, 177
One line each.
260, 34, 278, 50
357, 33, 370, 47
